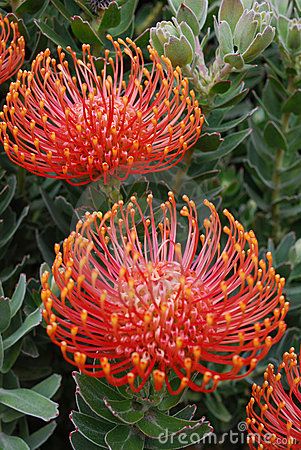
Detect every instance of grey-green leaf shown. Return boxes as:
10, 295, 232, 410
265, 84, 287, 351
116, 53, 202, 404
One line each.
10, 273, 26, 318
104, 399, 144, 424
0, 433, 29, 450
263, 121, 287, 150
105, 425, 144, 450
218, 0, 244, 32
0, 388, 58, 421
3, 307, 42, 351
0, 298, 11, 333
24, 422, 57, 450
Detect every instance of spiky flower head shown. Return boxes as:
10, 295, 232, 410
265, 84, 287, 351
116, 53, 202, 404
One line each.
42, 194, 288, 394
0, 37, 203, 185
0, 15, 25, 84
246, 347, 301, 449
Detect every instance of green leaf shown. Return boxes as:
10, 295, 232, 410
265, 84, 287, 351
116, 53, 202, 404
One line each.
282, 89, 301, 115
105, 425, 144, 450
204, 391, 232, 422
0, 206, 29, 249
0, 433, 29, 450
104, 399, 144, 424
274, 327, 301, 358
16, 0, 46, 14
233, 10, 258, 54
109, 0, 138, 35
76, 393, 100, 418
164, 35, 193, 67
285, 284, 301, 311
2, 374, 61, 423
157, 378, 187, 412
32, 373, 62, 398
207, 108, 257, 133
214, 86, 248, 108
10, 274, 26, 318
197, 129, 252, 162
224, 53, 244, 70
0, 298, 11, 333
1, 341, 23, 374
196, 132, 223, 152
34, 20, 78, 51
40, 190, 72, 235
145, 418, 212, 449
137, 409, 207, 438
217, 20, 233, 57
0, 335, 3, 371
177, 4, 199, 35
209, 81, 231, 95
0, 175, 16, 216
74, 373, 124, 423
3, 308, 42, 351
70, 430, 103, 449
263, 121, 287, 150
173, 405, 197, 420
242, 26, 275, 62
50, 0, 71, 21
98, 2, 121, 31
0, 388, 58, 421
71, 16, 102, 45
185, 0, 208, 27
218, 0, 243, 32
71, 411, 113, 447
24, 422, 57, 450
275, 232, 296, 266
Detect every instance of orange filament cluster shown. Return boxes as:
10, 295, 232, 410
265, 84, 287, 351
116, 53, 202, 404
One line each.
0, 36, 203, 185
0, 15, 25, 84
246, 348, 301, 449
41, 193, 288, 394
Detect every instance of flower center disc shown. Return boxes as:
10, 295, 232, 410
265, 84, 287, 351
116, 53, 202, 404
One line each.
115, 261, 208, 363
63, 96, 145, 171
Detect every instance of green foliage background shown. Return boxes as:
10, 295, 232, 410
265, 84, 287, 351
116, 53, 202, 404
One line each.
0, 0, 300, 448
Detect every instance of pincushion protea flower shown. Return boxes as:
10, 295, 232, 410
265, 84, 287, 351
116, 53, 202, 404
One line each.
246, 347, 301, 449
41, 193, 288, 394
0, 37, 203, 185
0, 15, 25, 84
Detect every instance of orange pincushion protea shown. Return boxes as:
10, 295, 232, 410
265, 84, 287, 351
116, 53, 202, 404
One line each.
0, 15, 25, 84
0, 37, 203, 185
41, 193, 288, 394
246, 348, 301, 449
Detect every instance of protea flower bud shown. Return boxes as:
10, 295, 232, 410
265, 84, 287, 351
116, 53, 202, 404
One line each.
151, 0, 209, 68
215, 0, 275, 69
150, 18, 195, 67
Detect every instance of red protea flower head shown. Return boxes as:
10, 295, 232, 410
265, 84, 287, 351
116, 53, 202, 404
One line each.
246, 347, 301, 449
0, 15, 25, 84
0, 37, 203, 185
41, 193, 288, 394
